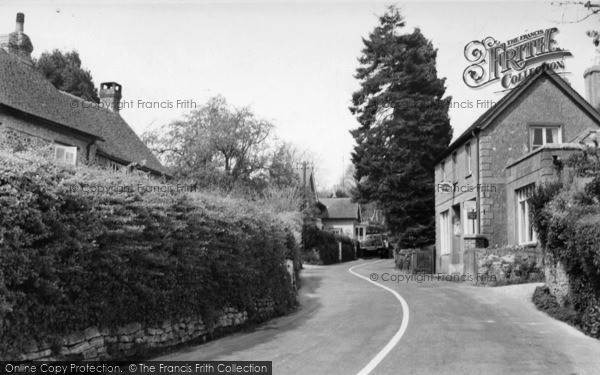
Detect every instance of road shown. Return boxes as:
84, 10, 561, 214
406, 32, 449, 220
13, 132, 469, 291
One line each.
157, 259, 600, 374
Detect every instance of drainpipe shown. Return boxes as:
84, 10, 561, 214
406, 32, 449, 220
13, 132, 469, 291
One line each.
472, 127, 481, 234
86, 140, 96, 163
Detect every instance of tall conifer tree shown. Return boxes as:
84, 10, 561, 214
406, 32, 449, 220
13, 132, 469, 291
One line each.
350, 6, 453, 246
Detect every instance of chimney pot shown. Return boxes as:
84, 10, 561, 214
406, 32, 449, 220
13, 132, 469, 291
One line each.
99, 82, 123, 113
0, 13, 33, 65
584, 65, 600, 112
16, 13, 24, 32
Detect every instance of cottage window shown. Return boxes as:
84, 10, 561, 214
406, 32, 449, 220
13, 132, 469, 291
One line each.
516, 185, 537, 245
108, 161, 123, 173
440, 210, 451, 255
530, 126, 561, 151
54, 144, 77, 165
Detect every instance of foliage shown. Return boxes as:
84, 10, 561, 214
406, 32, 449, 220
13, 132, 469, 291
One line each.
529, 144, 600, 338
532, 286, 580, 326
394, 248, 417, 271
143, 96, 305, 194
303, 225, 355, 265
529, 181, 563, 248
349, 5, 452, 246
0, 150, 299, 358
34, 49, 100, 103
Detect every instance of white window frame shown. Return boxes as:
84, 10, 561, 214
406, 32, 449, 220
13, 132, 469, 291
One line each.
463, 199, 477, 235
440, 210, 451, 255
516, 185, 537, 245
108, 161, 124, 173
465, 142, 472, 175
54, 144, 77, 165
530, 126, 561, 151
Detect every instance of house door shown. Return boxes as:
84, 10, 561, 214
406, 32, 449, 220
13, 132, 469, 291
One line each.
451, 204, 462, 268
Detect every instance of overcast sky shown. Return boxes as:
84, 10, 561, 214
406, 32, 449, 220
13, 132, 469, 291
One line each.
1, 0, 598, 188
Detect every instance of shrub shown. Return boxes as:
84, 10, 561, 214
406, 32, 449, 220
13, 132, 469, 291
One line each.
528, 145, 600, 339
302, 225, 355, 265
0, 150, 299, 358
394, 248, 416, 271
532, 285, 580, 326
529, 181, 563, 248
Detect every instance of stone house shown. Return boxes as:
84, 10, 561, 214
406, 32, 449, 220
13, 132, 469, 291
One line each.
0, 13, 165, 176
434, 63, 600, 275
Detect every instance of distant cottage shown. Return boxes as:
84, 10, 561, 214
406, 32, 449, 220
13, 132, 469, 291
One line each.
317, 198, 362, 237
0, 13, 165, 176
434, 63, 600, 275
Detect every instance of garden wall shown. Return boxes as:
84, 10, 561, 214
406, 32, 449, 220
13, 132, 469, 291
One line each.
464, 246, 544, 285
544, 259, 570, 305
16, 300, 275, 361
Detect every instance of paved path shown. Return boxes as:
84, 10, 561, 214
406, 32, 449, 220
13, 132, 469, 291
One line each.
157, 259, 600, 374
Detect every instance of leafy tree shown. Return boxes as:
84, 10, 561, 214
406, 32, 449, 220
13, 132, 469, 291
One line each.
349, 6, 452, 247
34, 49, 100, 102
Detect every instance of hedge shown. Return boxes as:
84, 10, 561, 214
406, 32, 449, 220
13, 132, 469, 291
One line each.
0, 150, 299, 358
303, 225, 355, 265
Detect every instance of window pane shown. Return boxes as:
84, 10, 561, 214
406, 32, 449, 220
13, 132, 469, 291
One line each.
56, 148, 65, 160
532, 128, 543, 148
519, 201, 526, 243
552, 128, 559, 143
466, 143, 471, 172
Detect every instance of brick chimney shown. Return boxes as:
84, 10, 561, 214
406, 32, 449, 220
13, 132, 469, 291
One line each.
99, 82, 122, 113
0, 13, 34, 65
584, 64, 600, 111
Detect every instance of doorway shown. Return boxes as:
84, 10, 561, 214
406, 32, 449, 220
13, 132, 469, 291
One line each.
451, 204, 462, 267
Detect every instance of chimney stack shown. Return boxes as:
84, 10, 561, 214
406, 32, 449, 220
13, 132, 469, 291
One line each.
99, 82, 122, 113
16, 13, 24, 32
584, 64, 600, 111
0, 13, 34, 65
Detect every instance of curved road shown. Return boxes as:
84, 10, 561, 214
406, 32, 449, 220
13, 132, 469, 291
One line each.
157, 259, 600, 374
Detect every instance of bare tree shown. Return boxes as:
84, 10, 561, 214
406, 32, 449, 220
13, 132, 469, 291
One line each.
553, 1, 600, 45
143, 96, 277, 187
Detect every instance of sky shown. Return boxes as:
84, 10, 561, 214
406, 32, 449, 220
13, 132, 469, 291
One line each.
0, 0, 598, 188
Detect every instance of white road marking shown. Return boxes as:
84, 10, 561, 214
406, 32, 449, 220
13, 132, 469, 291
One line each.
349, 260, 410, 375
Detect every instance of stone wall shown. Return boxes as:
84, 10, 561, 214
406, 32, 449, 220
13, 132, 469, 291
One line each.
15, 300, 275, 361
464, 246, 544, 285
0, 125, 52, 153
544, 259, 571, 306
